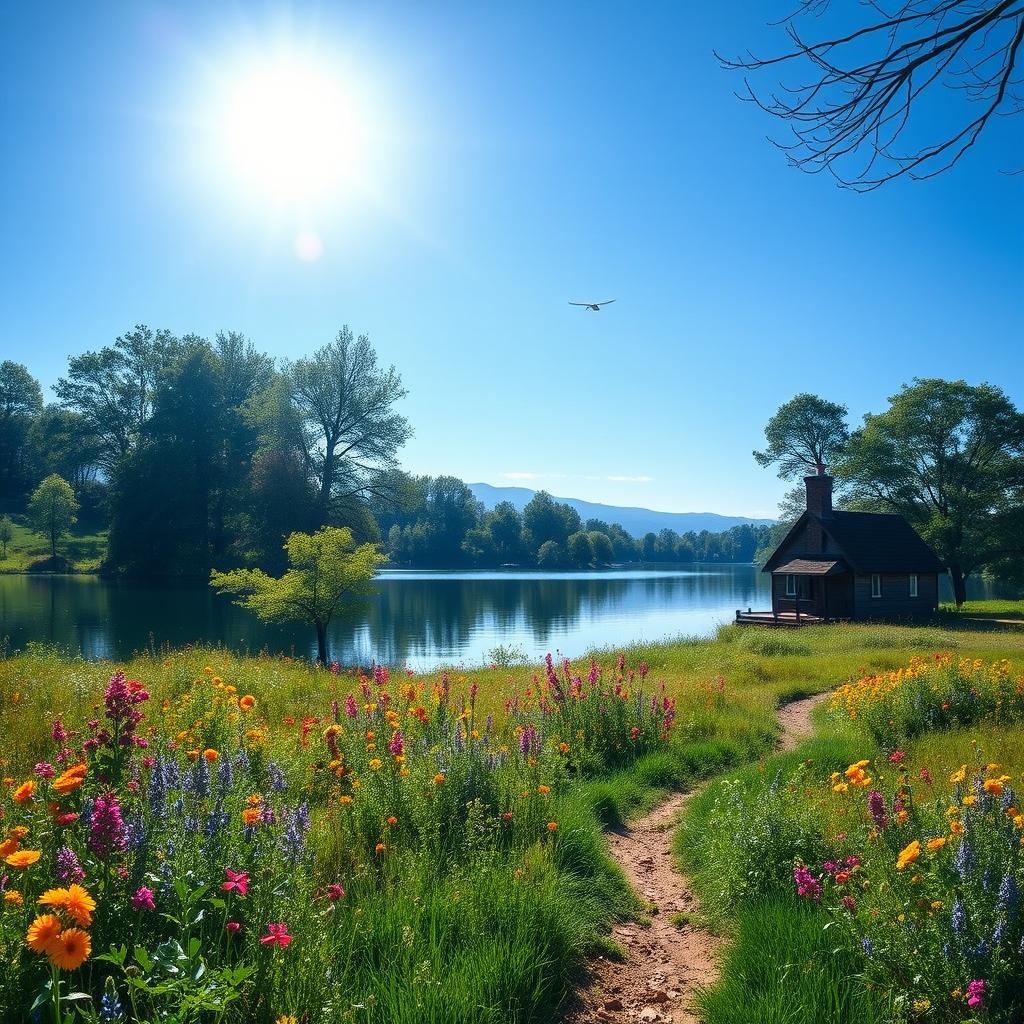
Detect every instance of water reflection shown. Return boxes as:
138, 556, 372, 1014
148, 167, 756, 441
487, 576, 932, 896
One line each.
0, 568, 1005, 669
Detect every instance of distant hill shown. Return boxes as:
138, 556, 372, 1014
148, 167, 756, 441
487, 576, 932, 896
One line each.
468, 483, 775, 539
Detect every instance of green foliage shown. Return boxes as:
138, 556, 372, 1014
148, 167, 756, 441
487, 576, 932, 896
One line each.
0, 359, 44, 501
27, 473, 79, 559
837, 378, 1024, 605
211, 527, 386, 663
754, 392, 850, 479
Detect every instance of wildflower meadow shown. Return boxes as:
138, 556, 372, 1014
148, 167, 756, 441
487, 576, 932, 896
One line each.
0, 651, 685, 1023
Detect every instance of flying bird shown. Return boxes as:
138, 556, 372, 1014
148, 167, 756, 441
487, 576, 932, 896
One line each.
569, 300, 616, 311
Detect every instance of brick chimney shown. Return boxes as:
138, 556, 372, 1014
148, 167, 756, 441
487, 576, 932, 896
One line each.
804, 468, 833, 519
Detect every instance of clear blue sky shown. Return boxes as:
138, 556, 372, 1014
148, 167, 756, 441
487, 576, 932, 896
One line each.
1, 3, 1020, 519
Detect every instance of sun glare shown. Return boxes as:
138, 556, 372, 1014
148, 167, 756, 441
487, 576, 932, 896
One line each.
219, 58, 364, 206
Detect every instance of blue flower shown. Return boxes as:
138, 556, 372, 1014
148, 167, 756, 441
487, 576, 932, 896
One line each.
954, 838, 975, 880
951, 897, 967, 935
267, 761, 287, 792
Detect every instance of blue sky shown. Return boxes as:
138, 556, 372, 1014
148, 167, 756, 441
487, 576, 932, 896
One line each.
1, 3, 1020, 519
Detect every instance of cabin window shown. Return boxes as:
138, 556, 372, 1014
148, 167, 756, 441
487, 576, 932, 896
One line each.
785, 574, 797, 597
909, 574, 919, 598
871, 573, 882, 598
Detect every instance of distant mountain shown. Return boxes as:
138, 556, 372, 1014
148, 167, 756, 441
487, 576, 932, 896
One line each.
468, 483, 775, 539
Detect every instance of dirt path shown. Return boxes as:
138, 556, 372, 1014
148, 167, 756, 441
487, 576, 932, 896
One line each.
564, 692, 830, 1024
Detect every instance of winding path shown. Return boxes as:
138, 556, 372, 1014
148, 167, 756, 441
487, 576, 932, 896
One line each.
565, 692, 829, 1024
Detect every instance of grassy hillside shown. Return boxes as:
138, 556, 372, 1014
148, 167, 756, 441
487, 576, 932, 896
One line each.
0, 516, 107, 572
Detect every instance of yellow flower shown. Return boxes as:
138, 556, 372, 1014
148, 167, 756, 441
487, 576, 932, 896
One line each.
962, 795, 976, 806
339, 795, 353, 805
913, 999, 931, 1012
5, 849, 41, 869
949, 765, 967, 784
832, 782, 849, 793
368, 758, 382, 771
48, 927, 91, 970
4, 890, 24, 907
895, 839, 921, 870
537, 784, 551, 795
276, 1017, 298, 1024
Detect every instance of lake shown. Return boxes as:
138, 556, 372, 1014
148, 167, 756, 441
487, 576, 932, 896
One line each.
0, 567, 1003, 669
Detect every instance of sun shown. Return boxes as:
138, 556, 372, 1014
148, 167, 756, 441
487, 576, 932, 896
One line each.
219, 57, 364, 206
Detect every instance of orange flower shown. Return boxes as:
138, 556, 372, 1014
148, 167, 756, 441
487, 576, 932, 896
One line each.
26, 913, 63, 953
38, 884, 95, 927
538, 784, 551, 795
203, 749, 219, 762
5, 849, 41, 869
239, 695, 256, 711
950, 820, 965, 836
895, 840, 921, 870
0, 838, 19, 858
375, 842, 385, 853
386, 815, 398, 826
926, 837, 947, 852
4, 890, 24, 907
241, 808, 261, 826
433, 773, 445, 785
12, 781, 35, 804
547, 821, 558, 832
10, 826, 29, 840
51, 764, 87, 796
186, 749, 200, 762
48, 927, 91, 970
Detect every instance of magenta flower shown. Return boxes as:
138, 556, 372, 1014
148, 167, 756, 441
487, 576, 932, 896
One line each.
225, 921, 241, 933
966, 980, 985, 1009
34, 762, 55, 779
88, 794, 128, 859
222, 869, 249, 896
131, 886, 155, 912
793, 864, 822, 900
326, 883, 345, 901
388, 731, 404, 757
260, 923, 293, 948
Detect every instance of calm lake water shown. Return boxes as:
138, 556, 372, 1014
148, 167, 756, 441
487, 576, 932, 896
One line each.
0, 567, 1003, 669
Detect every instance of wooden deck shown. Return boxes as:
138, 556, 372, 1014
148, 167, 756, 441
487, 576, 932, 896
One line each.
734, 610, 826, 627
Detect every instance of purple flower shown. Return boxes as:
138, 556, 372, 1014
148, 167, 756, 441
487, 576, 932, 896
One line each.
388, 731, 405, 757
867, 790, 887, 830
793, 864, 822, 901
34, 762, 55, 779
345, 694, 358, 719
56, 846, 85, 883
131, 886, 155, 912
88, 794, 128, 859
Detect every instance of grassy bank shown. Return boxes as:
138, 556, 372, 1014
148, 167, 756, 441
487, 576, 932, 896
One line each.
1, 621, 1023, 1022
0, 517, 107, 573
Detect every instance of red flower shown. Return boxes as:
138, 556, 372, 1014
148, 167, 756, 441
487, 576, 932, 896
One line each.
326, 884, 344, 901
260, 922, 293, 948
222, 869, 249, 896
225, 921, 241, 933
888, 751, 906, 765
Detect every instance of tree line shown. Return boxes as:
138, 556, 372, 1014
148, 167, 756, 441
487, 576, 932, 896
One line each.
375, 477, 771, 569
0, 331, 768, 575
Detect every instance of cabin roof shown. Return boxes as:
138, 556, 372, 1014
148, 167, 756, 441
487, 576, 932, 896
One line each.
773, 557, 848, 576
762, 510, 946, 574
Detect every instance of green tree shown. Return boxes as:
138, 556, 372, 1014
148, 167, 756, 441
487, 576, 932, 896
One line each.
28, 474, 79, 559
0, 360, 43, 499
588, 530, 613, 565
837, 379, 1024, 607
754, 393, 850, 479
0, 515, 12, 558
210, 527, 385, 665
523, 491, 581, 551
566, 531, 594, 568
289, 327, 412, 525
536, 540, 564, 570
55, 325, 182, 470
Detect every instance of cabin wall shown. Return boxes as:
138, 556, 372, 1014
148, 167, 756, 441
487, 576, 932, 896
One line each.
852, 573, 939, 619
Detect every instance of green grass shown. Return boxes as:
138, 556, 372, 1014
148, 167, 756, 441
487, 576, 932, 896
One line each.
941, 598, 1024, 621
694, 897, 888, 1024
0, 516, 107, 572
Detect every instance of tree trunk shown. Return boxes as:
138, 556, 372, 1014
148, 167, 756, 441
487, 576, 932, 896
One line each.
50, 526, 57, 559
315, 622, 328, 666
949, 565, 967, 608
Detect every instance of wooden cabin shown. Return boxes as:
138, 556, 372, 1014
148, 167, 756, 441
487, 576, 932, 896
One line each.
738, 472, 945, 625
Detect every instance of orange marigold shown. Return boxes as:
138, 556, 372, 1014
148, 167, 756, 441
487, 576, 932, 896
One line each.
51, 764, 87, 796
5, 849, 41, 869
203, 749, 219, 762
48, 927, 91, 970
242, 808, 262, 826
12, 781, 35, 804
26, 913, 63, 953
239, 695, 256, 711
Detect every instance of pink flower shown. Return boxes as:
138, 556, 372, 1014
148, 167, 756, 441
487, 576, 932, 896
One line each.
260, 923, 293, 948
326, 883, 345, 901
55, 812, 80, 827
888, 750, 905, 765
222, 869, 249, 896
131, 886, 155, 912
225, 921, 241, 933
34, 762, 56, 779
841, 896, 857, 913
966, 980, 985, 1009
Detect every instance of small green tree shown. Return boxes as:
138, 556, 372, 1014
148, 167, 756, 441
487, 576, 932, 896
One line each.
754, 393, 850, 478
566, 530, 594, 568
536, 540, 564, 570
210, 526, 386, 664
27, 474, 79, 559
0, 515, 12, 558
